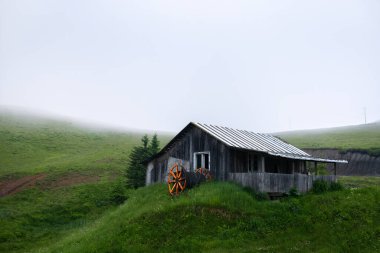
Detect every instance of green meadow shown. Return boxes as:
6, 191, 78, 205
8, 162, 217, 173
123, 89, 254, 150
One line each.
0, 112, 155, 177
278, 122, 380, 156
38, 182, 380, 253
0, 111, 169, 253
0, 111, 379, 253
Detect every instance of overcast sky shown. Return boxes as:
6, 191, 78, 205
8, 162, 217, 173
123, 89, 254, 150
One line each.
1, 0, 379, 133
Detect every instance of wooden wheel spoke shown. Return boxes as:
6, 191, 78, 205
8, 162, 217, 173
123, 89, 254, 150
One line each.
178, 181, 185, 191
167, 163, 187, 195
175, 165, 179, 174
170, 182, 177, 192
168, 183, 173, 191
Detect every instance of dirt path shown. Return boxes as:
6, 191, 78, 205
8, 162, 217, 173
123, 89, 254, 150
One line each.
0, 174, 46, 197
0, 172, 103, 197
41, 174, 100, 189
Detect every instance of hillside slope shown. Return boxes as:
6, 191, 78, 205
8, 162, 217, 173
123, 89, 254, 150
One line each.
0, 110, 170, 253
277, 122, 380, 176
1, 110, 379, 252
39, 182, 380, 253
0, 110, 171, 177
277, 122, 380, 156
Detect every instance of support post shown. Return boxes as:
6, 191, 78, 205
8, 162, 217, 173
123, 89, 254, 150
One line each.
334, 163, 337, 176
314, 161, 317, 175
292, 161, 295, 174
246, 152, 250, 173
259, 156, 265, 173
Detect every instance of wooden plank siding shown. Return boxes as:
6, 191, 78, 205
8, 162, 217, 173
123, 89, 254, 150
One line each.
146, 123, 340, 193
228, 172, 336, 193
148, 125, 230, 183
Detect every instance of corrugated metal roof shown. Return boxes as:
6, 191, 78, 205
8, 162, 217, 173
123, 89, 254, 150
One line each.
194, 122, 309, 156
193, 123, 347, 164
146, 122, 348, 164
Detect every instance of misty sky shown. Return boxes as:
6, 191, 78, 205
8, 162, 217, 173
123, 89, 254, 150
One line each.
1, 0, 379, 133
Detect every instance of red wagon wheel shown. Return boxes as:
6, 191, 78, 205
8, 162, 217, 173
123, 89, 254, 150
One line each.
167, 163, 187, 195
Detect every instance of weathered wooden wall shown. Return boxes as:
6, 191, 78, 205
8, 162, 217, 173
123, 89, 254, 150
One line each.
147, 125, 337, 190
148, 125, 230, 183
228, 172, 336, 193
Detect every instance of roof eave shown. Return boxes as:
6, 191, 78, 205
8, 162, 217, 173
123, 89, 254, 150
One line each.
144, 122, 196, 163
267, 152, 348, 164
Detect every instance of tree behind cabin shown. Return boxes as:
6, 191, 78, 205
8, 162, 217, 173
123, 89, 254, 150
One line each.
149, 134, 160, 155
126, 134, 160, 188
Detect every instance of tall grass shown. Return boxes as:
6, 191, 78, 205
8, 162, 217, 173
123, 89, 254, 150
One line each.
0, 180, 130, 253
39, 182, 380, 253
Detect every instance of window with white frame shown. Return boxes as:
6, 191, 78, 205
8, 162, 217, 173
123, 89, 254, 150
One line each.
193, 152, 210, 171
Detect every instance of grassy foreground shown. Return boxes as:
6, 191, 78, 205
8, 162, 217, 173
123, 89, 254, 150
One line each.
277, 122, 380, 156
0, 179, 127, 253
38, 182, 380, 253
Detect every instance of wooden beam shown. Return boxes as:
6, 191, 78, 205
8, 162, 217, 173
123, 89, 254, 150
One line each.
313, 161, 317, 174
259, 156, 265, 173
292, 161, 295, 174
246, 151, 250, 173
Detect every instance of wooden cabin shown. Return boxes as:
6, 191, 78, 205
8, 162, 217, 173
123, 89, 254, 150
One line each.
146, 122, 348, 193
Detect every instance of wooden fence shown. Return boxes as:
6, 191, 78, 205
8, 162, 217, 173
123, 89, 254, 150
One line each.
228, 172, 336, 193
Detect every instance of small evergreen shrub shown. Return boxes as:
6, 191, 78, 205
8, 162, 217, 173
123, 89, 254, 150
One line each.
312, 180, 328, 193
126, 134, 160, 189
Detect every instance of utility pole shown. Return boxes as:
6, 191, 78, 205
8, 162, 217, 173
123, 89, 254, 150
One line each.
363, 107, 367, 124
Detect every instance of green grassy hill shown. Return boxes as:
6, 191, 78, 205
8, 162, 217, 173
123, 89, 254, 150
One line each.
277, 122, 380, 156
0, 110, 170, 253
0, 111, 153, 177
38, 182, 380, 253
1, 110, 379, 253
